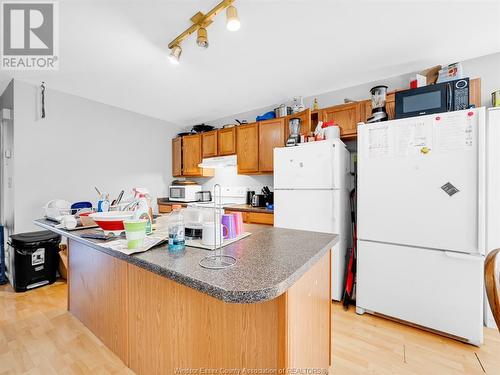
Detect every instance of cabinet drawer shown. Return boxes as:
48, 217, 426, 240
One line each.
246, 212, 274, 225
158, 205, 173, 214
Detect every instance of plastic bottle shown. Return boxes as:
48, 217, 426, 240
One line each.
168, 205, 185, 252
97, 193, 110, 212
135, 193, 152, 234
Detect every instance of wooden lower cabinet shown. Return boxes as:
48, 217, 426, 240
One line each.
259, 118, 285, 173
67, 239, 331, 373
68, 239, 129, 364
158, 203, 188, 213
247, 212, 274, 225
236, 123, 259, 174
225, 210, 274, 225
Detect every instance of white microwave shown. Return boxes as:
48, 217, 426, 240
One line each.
168, 185, 201, 202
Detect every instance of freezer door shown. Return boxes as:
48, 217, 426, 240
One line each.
357, 240, 484, 345
274, 189, 349, 301
274, 189, 340, 234
358, 108, 485, 254
274, 140, 339, 189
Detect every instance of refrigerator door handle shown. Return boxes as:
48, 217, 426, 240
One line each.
446, 83, 452, 112
444, 251, 479, 260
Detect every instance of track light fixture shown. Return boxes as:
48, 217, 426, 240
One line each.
197, 28, 209, 48
226, 6, 240, 31
168, 45, 182, 64
167, 0, 240, 64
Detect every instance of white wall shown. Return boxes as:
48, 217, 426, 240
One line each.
1, 80, 14, 238
193, 166, 273, 193
13, 80, 182, 233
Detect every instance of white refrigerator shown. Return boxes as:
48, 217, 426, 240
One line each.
274, 139, 352, 301
357, 107, 500, 346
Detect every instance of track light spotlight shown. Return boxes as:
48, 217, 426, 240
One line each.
226, 5, 240, 31
197, 27, 209, 48
168, 45, 182, 64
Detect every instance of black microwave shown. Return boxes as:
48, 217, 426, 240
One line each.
395, 78, 470, 119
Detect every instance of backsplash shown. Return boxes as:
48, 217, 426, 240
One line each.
193, 166, 273, 194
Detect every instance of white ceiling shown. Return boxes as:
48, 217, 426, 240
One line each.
2, 0, 500, 125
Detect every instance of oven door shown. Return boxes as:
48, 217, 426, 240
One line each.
169, 186, 186, 201
395, 84, 447, 119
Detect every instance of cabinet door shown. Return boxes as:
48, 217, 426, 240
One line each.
202, 131, 218, 158
236, 123, 259, 174
286, 108, 311, 138
218, 127, 236, 155
182, 134, 202, 176
259, 118, 285, 173
386, 93, 396, 120
321, 102, 361, 138
470, 78, 481, 108
172, 137, 182, 177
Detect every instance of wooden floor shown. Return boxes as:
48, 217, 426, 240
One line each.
1, 281, 499, 375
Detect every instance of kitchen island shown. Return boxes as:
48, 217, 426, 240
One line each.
35, 219, 337, 374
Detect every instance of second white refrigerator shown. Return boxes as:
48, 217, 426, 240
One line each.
274, 139, 352, 300
356, 107, 500, 346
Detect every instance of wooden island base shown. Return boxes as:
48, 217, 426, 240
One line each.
68, 239, 332, 374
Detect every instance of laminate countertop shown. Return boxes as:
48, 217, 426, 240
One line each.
223, 204, 274, 214
34, 218, 337, 303
157, 198, 274, 214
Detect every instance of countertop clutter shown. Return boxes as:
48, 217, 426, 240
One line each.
34, 218, 337, 303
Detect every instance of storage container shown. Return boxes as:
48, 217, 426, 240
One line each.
10, 230, 61, 292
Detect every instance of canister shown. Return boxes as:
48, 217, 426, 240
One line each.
492, 90, 500, 107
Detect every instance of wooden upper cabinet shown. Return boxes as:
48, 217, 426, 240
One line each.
386, 93, 396, 120
218, 127, 237, 156
182, 134, 202, 176
259, 118, 285, 173
321, 102, 361, 138
236, 123, 259, 174
286, 108, 311, 138
470, 78, 481, 108
172, 137, 182, 177
201, 131, 218, 158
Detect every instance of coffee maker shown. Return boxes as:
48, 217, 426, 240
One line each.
367, 85, 389, 123
286, 117, 301, 147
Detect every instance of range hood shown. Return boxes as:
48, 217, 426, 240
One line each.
198, 155, 237, 169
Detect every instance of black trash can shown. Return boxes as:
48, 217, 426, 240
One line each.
10, 230, 61, 292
